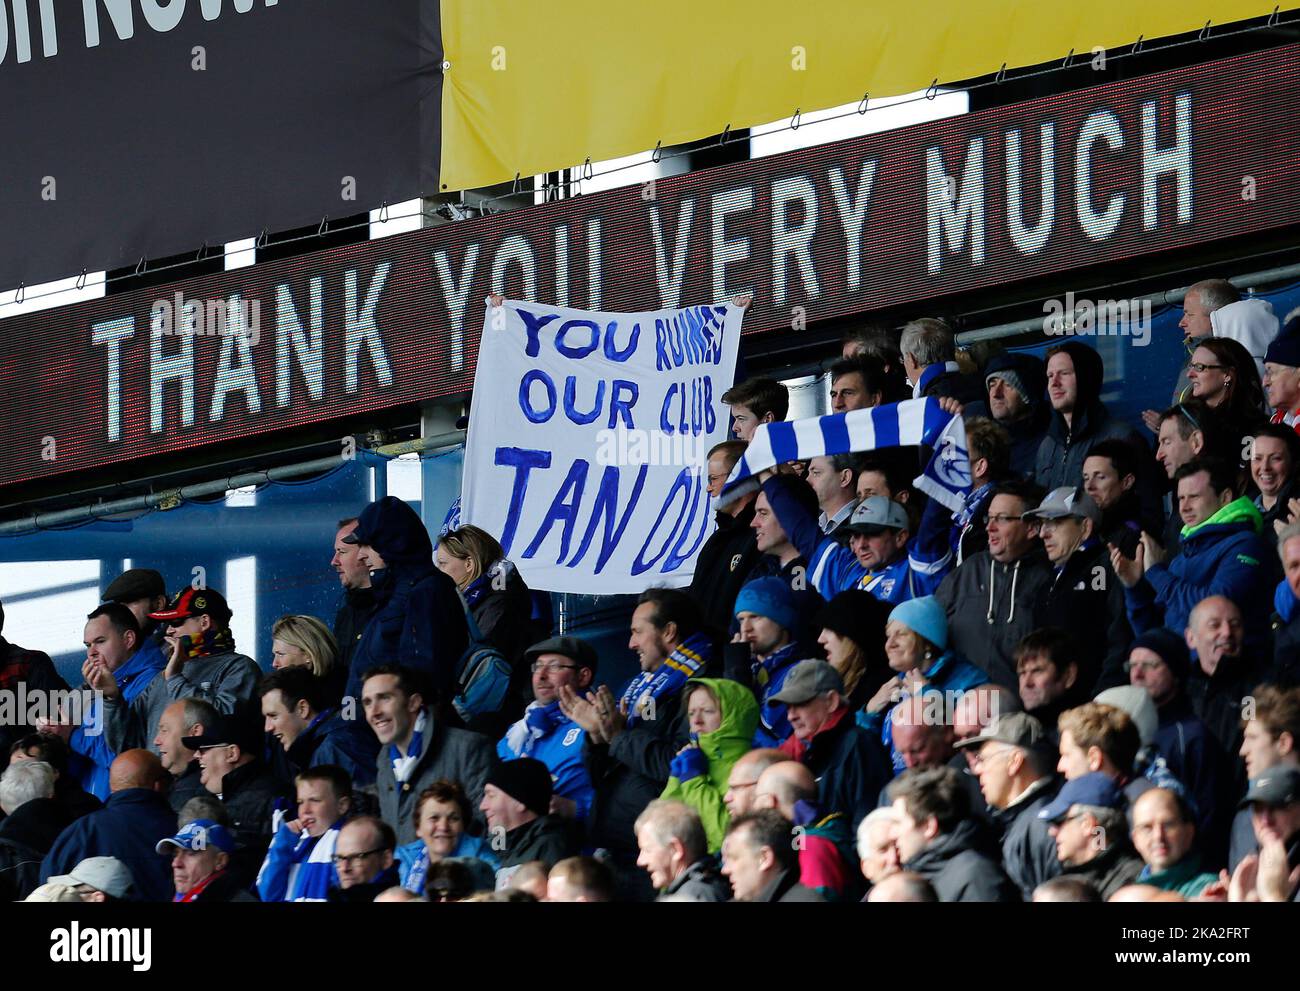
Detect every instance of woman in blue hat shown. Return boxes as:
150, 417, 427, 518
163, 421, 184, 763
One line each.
858, 595, 988, 772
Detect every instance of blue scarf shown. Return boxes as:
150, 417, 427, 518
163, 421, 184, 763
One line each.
753, 641, 803, 744
390, 709, 427, 784
404, 844, 432, 896
619, 633, 712, 727
503, 700, 569, 757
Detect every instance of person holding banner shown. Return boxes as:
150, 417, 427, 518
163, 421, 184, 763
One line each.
689, 440, 762, 636
759, 473, 953, 606
722, 377, 789, 443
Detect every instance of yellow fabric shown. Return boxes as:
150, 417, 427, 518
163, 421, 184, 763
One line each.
439, 1, 1283, 191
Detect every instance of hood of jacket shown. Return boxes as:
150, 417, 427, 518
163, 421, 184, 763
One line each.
983, 352, 1047, 411
1181, 495, 1264, 542
354, 496, 434, 568
688, 678, 760, 781
1211, 297, 1278, 363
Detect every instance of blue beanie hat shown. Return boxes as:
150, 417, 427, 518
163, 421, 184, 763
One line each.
734, 577, 800, 632
888, 595, 948, 650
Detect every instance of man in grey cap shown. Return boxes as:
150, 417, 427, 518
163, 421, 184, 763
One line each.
772, 659, 892, 831
954, 711, 1062, 899
757, 470, 954, 604
47, 855, 135, 902
1228, 766, 1300, 901
1025, 485, 1132, 692
496, 636, 596, 821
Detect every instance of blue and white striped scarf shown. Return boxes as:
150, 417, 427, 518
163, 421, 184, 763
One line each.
619, 633, 712, 727
390, 709, 427, 784
285, 824, 342, 902
719, 398, 971, 513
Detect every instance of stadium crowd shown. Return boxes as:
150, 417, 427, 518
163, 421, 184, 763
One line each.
2, 281, 1300, 903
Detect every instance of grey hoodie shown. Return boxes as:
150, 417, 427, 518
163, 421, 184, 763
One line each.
1211, 297, 1279, 380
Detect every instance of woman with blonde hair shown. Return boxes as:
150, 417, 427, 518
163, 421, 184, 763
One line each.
271, 615, 342, 703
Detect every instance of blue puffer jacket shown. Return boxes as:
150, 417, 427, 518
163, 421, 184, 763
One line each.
344, 497, 470, 705
858, 650, 989, 773
69, 639, 167, 800
497, 702, 594, 819
1124, 497, 1273, 647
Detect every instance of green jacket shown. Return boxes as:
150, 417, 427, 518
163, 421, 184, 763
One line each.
661, 678, 760, 853
1137, 854, 1218, 898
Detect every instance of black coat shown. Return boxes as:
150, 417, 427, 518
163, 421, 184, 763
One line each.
689, 503, 763, 635
992, 775, 1062, 900
219, 760, 291, 884
333, 586, 378, 694
749, 868, 824, 902
1035, 541, 1133, 693
167, 760, 208, 814
585, 697, 690, 863
0, 798, 71, 900
792, 708, 892, 833
497, 815, 579, 872
1060, 841, 1143, 900
463, 563, 543, 737
903, 818, 1019, 902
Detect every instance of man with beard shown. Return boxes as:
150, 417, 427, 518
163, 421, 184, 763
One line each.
1026, 487, 1132, 692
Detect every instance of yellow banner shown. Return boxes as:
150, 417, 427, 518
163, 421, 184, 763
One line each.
440, 1, 1284, 192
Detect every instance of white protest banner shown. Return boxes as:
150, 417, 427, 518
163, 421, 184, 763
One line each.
461, 298, 743, 594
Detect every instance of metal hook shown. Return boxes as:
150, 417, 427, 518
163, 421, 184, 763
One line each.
790, 107, 802, 130
719, 123, 732, 145
318, 216, 329, 237
15, 283, 24, 305
925, 79, 938, 100
196, 241, 207, 262
1198, 19, 1212, 41
1131, 35, 1144, 55
378, 201, 389, 224
75, 269, 87, 291
1061, 48, 1075, 69
511, 172, 522, 195
1268, 6, 1280, 26
651, 140, 663, 164
994, 63, 1007, 84
135, 257, 147, 277
256, 228, 269, 249
582, 157, 593, 180
857, 94, 869, 114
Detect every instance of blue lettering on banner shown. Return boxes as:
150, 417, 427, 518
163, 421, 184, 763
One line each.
661, 470, 712, 572
632, 467, 698, 576
519, 308, 560, 358
608, 380, 638, 429
523, 459, 590, 562
603, 320, 639, 362
519, 369, 557, 423
555, 319, 601, 359
564, 377, 605, 425
494, 447, 553, 554
655, 320, 669, 371
568, 463, 650, 572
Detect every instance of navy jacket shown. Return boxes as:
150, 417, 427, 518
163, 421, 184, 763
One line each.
1154, 693, 1230, 862
39, 788, 177, 902
344, 497, 470, 705
274, 707, 379, 788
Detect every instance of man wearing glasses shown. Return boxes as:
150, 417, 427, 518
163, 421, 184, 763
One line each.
496, 637, 596, 822
329, 816, 400, 901
954, 712, 1062, 900
94, 585, 261, 759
